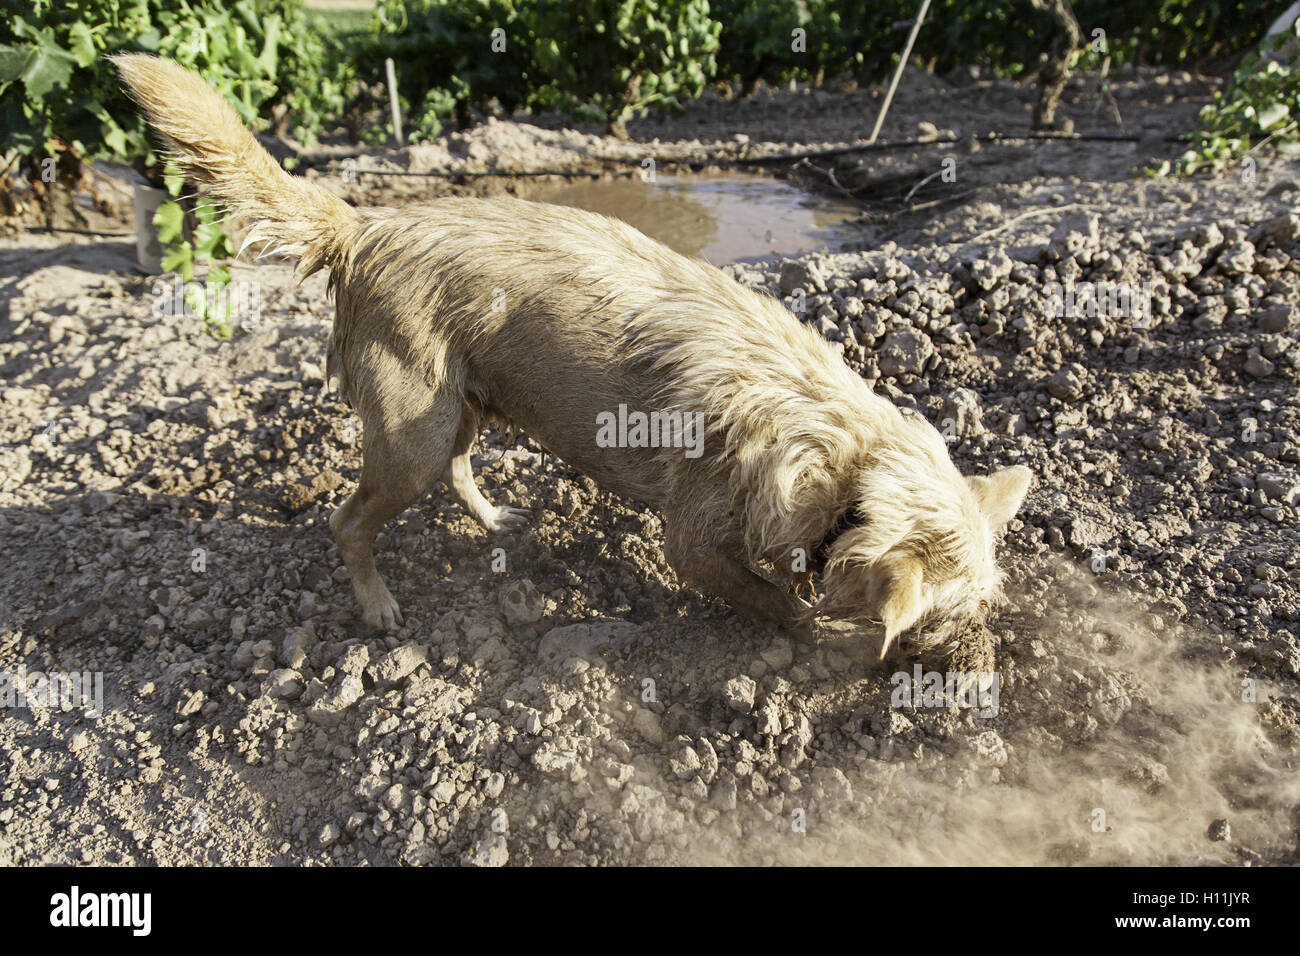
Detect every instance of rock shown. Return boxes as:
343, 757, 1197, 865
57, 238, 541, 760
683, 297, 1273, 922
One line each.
537, 620, 639, 660
779, 259, 827, 297
1047, 211, 1100, 260
81, 490, 119, 515
969, 730, 1008, 766
1257, 472, 1299, 505
532, 744, 584, 780
760, 638, 793, 671
1047, 363, 1087, 401
500, 578, 544, 626
337, 644, 370, 676
176, 690, 205, 717
1257, 304, 1296, 332
296, 591, 326, 618
319, 823, 341, 846
307, 674, 365, 726
281, 469, 346, 512
1244, 350, 1275, 378
232, 640, 257, 669
1215, 240, 1255, 276
462, 833, 508, 867
1208, 818, 1231, 842
1249, 213, 1300, 250
722, 676, 757, 713
710, 774, 738, 811
756, 699, 782, 736
1126, 757, 1170, 794
668, 743, 701, 780
266, 669, 304, 700
368, 644, 427, 685
877, 328, 934, 377
383, 783, 407, 810
632, 707, 664, 746
282, 626, 317, 667
940, 387, 985, 438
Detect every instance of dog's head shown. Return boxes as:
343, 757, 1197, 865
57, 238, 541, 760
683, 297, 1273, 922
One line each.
817, 414, 1031, 658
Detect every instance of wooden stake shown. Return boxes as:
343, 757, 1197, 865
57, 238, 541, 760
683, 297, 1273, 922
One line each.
868, 0, 932, 145
385, 58, 404, 147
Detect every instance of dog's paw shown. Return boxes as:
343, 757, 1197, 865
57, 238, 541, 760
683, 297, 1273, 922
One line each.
482, 505, 530, 533
358, 583, 403, 630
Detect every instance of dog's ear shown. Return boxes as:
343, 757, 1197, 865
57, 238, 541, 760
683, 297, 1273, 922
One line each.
878, 556, 925, 659
968, 465, 1032, 528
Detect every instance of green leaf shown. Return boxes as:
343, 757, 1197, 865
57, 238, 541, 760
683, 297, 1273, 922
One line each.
67, 23, 97, 68
193, 218, 228, 260
21, 44, 77, 99
153, 201, 186, 244
0, 45, 33, 84
1257, 102, 1289, 130
162, 244, 194, 282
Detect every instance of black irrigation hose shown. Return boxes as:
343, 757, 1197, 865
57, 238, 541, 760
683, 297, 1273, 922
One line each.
339, 167, 608, 179
27, 226, 134, 237
327, 129, 1171, 180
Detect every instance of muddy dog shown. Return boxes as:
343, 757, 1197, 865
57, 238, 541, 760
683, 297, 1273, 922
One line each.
115, 55, 1031, 659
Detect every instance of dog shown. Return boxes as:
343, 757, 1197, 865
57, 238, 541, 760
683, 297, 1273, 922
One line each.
115, 55, 1031, 659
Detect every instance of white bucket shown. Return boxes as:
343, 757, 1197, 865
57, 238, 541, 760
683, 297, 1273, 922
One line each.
132, 184, 168, 274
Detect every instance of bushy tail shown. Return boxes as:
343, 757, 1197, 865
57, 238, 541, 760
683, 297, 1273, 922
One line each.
112, 54, 356, 275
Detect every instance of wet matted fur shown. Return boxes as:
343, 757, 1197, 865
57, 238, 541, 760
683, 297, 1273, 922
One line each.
114, 54, 1032, 659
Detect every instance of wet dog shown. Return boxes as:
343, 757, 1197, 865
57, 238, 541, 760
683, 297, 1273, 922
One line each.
115, 55, 1031, 658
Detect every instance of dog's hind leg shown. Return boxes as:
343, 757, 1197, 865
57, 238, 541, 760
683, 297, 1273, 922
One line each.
441, 412, 530, 533
331, 393, 462, 630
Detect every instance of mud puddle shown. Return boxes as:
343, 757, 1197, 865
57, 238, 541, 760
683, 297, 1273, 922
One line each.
532, 172, 865, 263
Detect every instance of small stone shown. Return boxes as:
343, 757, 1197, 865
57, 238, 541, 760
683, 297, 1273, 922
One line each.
969, 730, 1008, 766
1257, 472, 1299, 505
500, 578, 544, 626
722, 676, 757, 713
307, 674, 365, 726
877, 328, 934, 378
1257, 304, 1295, 332
369, 644, 427, 685
1047, 363, 1086, 401
1208, 818, 1231, 842
266, 669, 304, 700
462, 833, 508, 867
1245, 351, 1275, 378
760, 638, 793, 671
632, 708, 664, 745
779, 259, 827, 297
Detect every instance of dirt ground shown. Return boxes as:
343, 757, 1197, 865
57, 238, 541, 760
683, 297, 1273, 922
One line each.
1, 67, 1298, 866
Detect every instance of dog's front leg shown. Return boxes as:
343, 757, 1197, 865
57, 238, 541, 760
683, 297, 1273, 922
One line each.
441, 413, 530, 533
665, 527, 810, 638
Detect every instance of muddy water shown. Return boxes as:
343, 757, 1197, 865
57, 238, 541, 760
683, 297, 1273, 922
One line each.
533, 173, 865, 263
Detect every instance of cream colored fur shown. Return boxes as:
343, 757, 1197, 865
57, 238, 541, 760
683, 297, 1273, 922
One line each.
115, 54, 1031, 659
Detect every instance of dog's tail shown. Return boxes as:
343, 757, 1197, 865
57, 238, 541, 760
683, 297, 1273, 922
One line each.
112, 54, 356, 275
